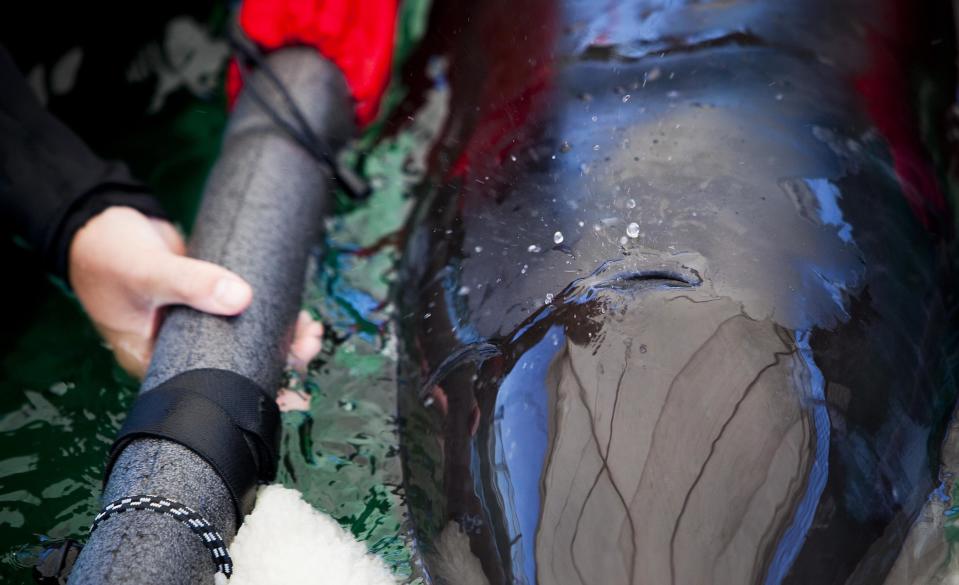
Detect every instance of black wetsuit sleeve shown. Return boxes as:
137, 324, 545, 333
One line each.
0, 46, 167, 282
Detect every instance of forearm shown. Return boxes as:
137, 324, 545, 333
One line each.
0, 46, 166, 281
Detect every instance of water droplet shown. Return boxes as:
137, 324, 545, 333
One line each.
527, 244, 541, 253
639, 344, 648, 354
619, 236, 628, 245
474, 245, 483, 253
591, 115, 598, 122
458, 286, 471, 295
775, 93, 784, 101
626, 222, 640, 238
626, 198, 636, 209
592, 144, 600, 151
521, 264, 528, 274
545, 293, 554, 304
424, 312, 432, 319
559, 141, 572, 153
553, 231, 564, 244
578, 220, 585, 227
622, 94, 631, 103
510, 154, 517, 162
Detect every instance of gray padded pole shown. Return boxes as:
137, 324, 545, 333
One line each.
69, 47, 354, 585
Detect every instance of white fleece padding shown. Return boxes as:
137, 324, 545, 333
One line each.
229, 484, 396, 585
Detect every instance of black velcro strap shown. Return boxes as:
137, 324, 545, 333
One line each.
105, 369, 281, 523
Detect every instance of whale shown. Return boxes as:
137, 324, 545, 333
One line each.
394, 1, 958, 583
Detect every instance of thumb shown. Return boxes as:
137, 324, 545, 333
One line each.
146, 252, 253, 315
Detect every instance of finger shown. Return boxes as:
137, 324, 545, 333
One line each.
295, 310, 325, 335
276, 388, 311, 412
289, 311, 323, 373
147, 253, 253, 315
150, 219, 187, 255
102, 329, 152, 380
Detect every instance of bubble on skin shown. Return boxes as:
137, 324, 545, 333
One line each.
626, 198, 636, 209
591, 115, 598, 122
553, 231, 564, 244
627, 222, 640, 238
622, 94, 631, 103
528, 244, 541, 253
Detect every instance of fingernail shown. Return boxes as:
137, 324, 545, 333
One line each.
214, 278, 249, 310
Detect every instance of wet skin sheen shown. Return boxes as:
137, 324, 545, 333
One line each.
394, 1, 957, 583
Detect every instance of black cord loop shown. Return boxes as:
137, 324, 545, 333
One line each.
90, 495, 233, 580
227, 21, 370, 200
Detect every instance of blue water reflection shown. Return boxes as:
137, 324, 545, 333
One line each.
489, 325, 565, 584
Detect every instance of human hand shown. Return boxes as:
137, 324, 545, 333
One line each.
276, 310, 325, 412
69, 206, 327, 404
68, 206, 254, 379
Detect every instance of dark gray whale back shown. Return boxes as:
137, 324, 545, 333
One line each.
396, 1, 957, 584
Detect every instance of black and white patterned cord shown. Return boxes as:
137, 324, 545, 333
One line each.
90, 495, 233, 580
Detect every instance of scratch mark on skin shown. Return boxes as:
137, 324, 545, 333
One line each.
712, 418, 810, 564
543, 342, 594, 584
667, 344, 796, 585
633, 314, 741, 505
566, 344, 637, 585
665, 294, 723, 305
609, 344, 637, 585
